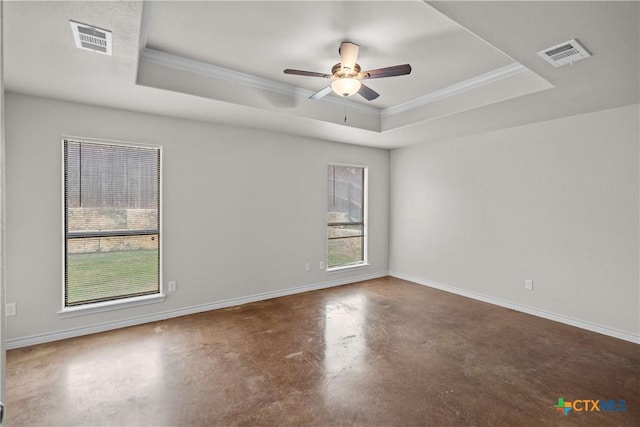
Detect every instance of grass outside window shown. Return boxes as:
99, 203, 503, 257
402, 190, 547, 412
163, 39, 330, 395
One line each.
66, 249, 159, 305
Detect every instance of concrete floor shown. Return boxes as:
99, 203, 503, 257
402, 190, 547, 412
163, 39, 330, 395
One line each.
6, 277, 640, 426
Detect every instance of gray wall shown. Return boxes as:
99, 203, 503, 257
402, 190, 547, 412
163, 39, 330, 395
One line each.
390, 104, 639, 338
5, 91, 638, 343
4, 92, 390, 341
0, 0, 7, 401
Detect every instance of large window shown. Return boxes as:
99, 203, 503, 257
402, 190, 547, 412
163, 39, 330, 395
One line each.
63, 139, 161, 307
327, 164, 367, 269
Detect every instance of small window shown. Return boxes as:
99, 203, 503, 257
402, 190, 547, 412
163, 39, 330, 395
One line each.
327, 164, 367, 269
63, 139, 161, 307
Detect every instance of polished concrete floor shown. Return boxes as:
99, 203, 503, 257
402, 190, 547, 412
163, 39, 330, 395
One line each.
6, 277, 640, 426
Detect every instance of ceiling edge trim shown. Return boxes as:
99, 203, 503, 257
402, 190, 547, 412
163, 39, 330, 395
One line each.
138, 2, 150, 58
134, 1, 150, 83
381, 63, 528, 117
139, 48, 380, 117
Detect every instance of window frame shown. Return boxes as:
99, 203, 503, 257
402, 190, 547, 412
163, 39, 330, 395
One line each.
59, 137, 164, 315
326, 163, 368, 272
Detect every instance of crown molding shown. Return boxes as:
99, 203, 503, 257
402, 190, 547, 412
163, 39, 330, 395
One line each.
381, 63, 528, 117
139, 48, 381, 117
139, 48, 530, 124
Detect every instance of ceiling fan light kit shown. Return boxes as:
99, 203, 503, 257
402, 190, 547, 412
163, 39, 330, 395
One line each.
284, 41, 412, 101
332, 78, 362, 97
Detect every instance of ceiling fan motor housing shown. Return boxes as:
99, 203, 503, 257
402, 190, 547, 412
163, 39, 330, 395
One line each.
332, 63, 361, 78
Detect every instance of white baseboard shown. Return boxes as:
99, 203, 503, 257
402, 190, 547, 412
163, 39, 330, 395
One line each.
6, 271, 388, 349
390, 271, 640, 345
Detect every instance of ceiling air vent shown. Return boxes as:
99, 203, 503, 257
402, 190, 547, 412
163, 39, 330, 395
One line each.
70, 20, 112, 56
538, 39, 590, 67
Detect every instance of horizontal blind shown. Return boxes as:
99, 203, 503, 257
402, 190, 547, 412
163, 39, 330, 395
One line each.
327, 165, 365, 268
64, 140, 160, 306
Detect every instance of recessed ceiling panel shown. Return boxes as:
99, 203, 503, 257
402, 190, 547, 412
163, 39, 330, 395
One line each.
143, 0, 516, 109
6, 1, 631, 149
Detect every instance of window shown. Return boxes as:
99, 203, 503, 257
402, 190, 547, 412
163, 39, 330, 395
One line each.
327, 164, 367, 269
63, 139, 161, 307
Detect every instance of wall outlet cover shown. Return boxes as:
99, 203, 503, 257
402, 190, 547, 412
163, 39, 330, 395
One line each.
6, 302, 17, 316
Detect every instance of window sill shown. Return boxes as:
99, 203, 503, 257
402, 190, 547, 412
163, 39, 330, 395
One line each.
58, 293, 166, 318
326, 262, 370, 274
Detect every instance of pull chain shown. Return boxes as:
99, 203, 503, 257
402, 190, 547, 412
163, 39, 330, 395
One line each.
344, 98, 348, 124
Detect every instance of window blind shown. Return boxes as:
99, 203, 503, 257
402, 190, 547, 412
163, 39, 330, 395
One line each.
64, 140, 161, 306
327, 165, 366, 268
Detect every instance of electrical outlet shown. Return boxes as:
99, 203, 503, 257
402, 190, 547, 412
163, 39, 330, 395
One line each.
319, 261, 325, 270
524, 279, 533, 290
305, 262, 311, 271
5, 302, 16, 317
168, 281, 177, 292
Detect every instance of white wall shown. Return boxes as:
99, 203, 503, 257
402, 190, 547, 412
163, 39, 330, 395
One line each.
6, 91, 638, 345
390, 104, 639, 340
4, 92, 389, 343
0, 0, 7, 402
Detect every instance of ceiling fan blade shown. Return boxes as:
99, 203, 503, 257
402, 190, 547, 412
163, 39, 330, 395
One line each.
358, 83, 380, 101
360, 64, 412, 79
284, 69, 331, 78
339, 42, 359, 74
309, 85, 333, 100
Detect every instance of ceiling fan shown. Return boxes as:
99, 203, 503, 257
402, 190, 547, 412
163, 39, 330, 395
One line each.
284, 41, 412, 101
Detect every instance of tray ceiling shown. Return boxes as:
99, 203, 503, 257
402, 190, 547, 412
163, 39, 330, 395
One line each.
3, 1, 638, 149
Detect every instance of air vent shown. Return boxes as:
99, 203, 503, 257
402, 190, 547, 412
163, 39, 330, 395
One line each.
70, 21, 112, 56
538, 39, 590, 67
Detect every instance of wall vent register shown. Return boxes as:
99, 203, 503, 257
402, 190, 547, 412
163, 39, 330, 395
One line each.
70, 20, 112, 55
538, 39, 590, 67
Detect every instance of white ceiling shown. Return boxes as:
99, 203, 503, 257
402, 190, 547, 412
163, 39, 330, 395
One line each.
4, 1, 639, 149
143, 0, 515, 108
